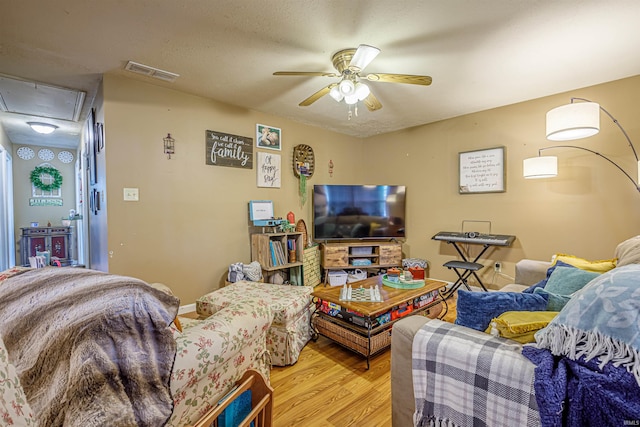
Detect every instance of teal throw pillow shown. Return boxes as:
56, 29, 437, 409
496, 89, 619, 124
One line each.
455, 290, 549, 331
534, 288, 572, 311
522, 260, 575, 293
543, 266, 600, 296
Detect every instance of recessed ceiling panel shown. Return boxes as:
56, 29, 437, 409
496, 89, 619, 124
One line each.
0, 75, 85, 122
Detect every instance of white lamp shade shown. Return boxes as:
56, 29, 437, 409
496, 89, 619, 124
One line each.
329, 86, 344, 102
523, 156, 558, 179
339, 79, 355, 96
344, 94, 359, 105
354, 82, 370, 101
546, 102, 600, 141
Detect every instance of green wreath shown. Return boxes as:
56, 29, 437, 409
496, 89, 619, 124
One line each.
30, 166, 63, 191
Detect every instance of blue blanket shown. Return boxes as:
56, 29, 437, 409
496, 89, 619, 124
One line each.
523, 346, 640, 427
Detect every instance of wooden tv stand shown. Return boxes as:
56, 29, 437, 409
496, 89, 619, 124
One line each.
320, 241, 402, 281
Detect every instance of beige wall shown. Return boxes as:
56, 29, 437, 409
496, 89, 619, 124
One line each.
101, 74, 640, 303
364, 75, 640, 288
12, 144, 77, 264
102, 74, 363, 302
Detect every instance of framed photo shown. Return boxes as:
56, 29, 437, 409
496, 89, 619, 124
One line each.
87, 108, 97, 185
459, 146, 505, 194
95, 122, 104, 152
256, 124, 281, 151
257, 152, 281, 188
90, 189, 99, 215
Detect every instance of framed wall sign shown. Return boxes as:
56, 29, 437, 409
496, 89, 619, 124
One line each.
205, 130, 253, 169
459, 146, 505, 194
257, 152, 281, 188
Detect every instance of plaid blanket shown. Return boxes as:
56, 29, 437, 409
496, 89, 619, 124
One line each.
412, 320, 540, 427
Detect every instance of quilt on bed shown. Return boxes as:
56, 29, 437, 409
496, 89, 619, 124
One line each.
0, 268, 179, 427
412, 319, 540, 427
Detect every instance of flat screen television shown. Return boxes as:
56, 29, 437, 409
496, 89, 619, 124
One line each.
313, 185, 406, 241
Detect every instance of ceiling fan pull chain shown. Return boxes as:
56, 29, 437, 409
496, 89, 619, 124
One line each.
348, 104, 353, 120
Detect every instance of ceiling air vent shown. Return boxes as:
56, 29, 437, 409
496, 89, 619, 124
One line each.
124, 61, 180, 82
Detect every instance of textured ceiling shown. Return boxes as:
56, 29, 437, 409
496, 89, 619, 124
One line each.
1, 0, 640, 149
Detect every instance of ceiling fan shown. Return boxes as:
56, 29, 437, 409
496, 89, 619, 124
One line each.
273, 44, 432, 113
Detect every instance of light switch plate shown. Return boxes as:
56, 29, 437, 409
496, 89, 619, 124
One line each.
123, 187, 139, 201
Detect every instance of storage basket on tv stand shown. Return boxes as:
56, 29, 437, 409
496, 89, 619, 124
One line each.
347, 269, 367, 283
328, 270, 347, 286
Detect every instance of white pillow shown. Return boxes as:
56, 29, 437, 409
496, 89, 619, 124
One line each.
615, 235, 640, 267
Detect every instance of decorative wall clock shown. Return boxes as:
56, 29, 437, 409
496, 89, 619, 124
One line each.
17, 146, 35, 160
293, 144, 315, 178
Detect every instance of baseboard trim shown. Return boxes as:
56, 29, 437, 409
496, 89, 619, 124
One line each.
178, 303, 196, 315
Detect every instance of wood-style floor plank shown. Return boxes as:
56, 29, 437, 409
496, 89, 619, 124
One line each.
270, 296, 457, 427
271, 335, 391, 427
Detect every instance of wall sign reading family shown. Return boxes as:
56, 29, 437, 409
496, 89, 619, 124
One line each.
257, 152, 281, 188
459, 147, 505, 194
205, 130, 253, 169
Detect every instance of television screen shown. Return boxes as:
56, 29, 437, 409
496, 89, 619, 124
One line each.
313, 185, 406, 240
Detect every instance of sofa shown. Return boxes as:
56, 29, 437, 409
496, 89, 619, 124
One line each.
0, 267, 272, 426
391, 235, 640, 427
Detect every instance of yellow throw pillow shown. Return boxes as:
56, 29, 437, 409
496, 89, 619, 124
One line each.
552, 253, 617, 273
485, 311, 559, 344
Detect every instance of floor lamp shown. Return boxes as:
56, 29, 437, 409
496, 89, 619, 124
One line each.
523, 97, 640, 193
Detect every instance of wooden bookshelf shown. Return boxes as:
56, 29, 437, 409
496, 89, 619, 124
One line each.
251, 232, 304, 282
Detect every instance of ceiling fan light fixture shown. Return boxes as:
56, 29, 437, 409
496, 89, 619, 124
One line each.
339, 79, 355, 96
349, 44, 381, 71
329, 86, 344, 102
355, 82, 370, 101
27, 122, 58, 134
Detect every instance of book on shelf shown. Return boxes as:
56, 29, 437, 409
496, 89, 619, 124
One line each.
275, 241, 286, 265
269, 241, 277, 267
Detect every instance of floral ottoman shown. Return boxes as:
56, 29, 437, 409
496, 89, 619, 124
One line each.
197, 281, 313, 366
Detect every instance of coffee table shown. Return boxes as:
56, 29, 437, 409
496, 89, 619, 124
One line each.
311, 275, 447, 368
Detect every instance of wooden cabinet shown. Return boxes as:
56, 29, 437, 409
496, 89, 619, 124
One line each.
20, 226, 72, 266
251, 232, 304, 283
320, 241, 402, 272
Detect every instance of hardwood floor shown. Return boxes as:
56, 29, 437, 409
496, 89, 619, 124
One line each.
270, 296, 457, 426
270, 335, 392, 427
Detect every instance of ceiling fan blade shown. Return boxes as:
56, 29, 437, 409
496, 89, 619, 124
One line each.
299, 83, 337, 106
364, 73, 432, 86
348, 44, 380, 72
273, 71, 339, 77
363, 92, 383, 111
